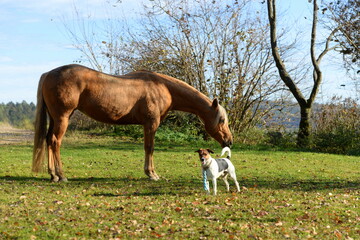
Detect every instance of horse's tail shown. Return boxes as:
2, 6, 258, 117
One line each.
221, 147, 231, 159
32, 73, 48, 172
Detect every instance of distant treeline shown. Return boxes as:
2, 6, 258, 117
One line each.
0, 98, 359, 155
0, 101, 36, 128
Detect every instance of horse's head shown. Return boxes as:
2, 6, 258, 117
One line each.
204, 99, 233, 148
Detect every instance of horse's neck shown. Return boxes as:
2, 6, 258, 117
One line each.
156, 73, 214, 122
170, 85, 212, 121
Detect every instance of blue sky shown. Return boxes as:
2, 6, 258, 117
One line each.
0, 0, 141, 103
0, 0, 357, 104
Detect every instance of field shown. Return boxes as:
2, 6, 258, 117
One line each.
0, 132, 359, 240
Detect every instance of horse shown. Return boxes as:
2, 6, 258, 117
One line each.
32, 64, 233, 181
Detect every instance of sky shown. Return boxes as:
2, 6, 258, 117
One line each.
0, 0, 357, 104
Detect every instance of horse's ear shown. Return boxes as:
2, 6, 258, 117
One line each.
212, 98, 219, 109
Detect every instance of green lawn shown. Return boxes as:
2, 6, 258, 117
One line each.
0, 135, 359, 239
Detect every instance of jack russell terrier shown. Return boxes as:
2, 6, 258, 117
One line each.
195, 147, 240, 195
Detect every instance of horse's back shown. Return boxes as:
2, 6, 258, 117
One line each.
41, 65, 172, 124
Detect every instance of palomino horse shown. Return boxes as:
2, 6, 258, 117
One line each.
32, 64, 233, 181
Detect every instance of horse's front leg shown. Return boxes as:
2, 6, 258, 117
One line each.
143, 122, 160, 181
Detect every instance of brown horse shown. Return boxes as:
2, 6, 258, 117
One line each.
32, 64, 233, 181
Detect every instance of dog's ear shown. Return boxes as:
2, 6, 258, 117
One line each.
207, 149, 214, 154
195, 149, 201, 153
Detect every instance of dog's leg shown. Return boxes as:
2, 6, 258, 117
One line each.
229, 172, 240, 192
206, 181, 210, 194
223, 175, 230, 192
234, 179, 240, 192
212, 178, 217, 195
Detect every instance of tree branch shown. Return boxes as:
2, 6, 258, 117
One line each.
267, 0, 307, 106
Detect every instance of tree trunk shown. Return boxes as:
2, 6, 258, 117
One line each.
267, 0, 333, 148
298, 105, 312, 147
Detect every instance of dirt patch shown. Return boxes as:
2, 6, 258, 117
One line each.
0, 124, 34, 144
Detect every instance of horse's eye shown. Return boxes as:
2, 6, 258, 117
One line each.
219, 118, 225, 124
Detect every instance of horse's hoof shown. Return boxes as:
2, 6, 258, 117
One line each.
51, 176, 60, 182
149, 173, 160, 181
149, 175, 160, 181
59, 177, 68, 182
145, 170, 160, 181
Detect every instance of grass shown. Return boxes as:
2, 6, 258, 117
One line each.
0, 134, 359, 239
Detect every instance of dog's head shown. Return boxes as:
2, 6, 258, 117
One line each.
195, 148, 214, 168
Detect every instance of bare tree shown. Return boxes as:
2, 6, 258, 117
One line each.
267, 0, 337, 147
62, 6, 131, 74
63, 0, 301, 139
323, 0, 360, 73
124, 0, 300, 135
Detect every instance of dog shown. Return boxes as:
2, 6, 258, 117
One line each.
195, 147, 240, 195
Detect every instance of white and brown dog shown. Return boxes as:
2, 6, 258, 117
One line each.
195, 147, 240, 195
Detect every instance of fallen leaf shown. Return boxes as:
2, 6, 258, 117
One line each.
256, 210, 269, 217
296, 213, 310, 221
275, 221, 283, 226
241, 186, 248, 191
334, 230, 342, 239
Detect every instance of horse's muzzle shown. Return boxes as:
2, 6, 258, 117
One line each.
222, 140, 233, 148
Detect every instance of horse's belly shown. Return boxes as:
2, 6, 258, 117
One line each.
78, 104, 141, 125
77, 82, 172, 126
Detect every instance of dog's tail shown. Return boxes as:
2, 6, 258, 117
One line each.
221, 147, 231, 159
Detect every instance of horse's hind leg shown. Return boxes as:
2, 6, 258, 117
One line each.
47, 116, 69, 182
46, 117, 57, 181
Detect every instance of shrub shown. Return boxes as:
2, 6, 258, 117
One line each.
235, 127, 267, 145
265, 130, 297, 148
312, 97, 360, 155
68, 110, 208, 142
